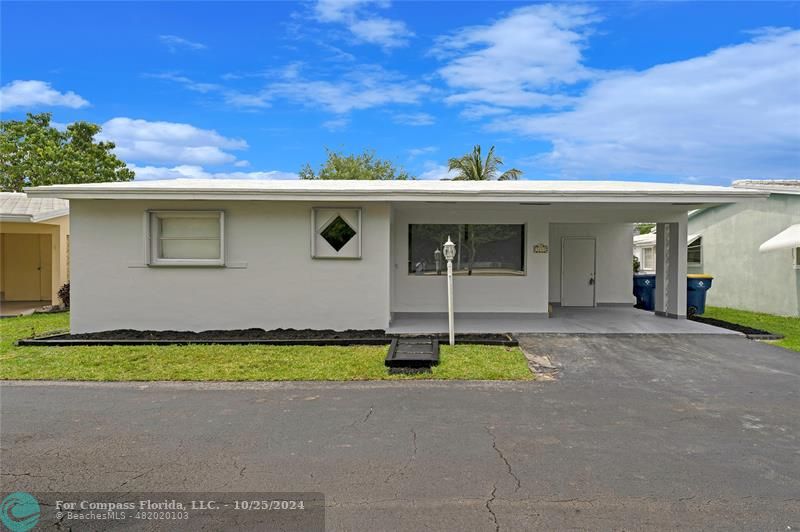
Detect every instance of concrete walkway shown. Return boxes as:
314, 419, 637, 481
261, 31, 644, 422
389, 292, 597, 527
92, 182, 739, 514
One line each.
387, 306, 737, 334
0, 300, 51, 317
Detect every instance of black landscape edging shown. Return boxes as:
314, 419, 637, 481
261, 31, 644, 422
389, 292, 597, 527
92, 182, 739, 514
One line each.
17, 332, 518, 347
688, 315, 784, 341
17, 335, 391, 347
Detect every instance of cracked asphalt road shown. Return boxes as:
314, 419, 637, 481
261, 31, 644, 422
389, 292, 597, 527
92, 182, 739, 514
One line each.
2, 334, 799, 530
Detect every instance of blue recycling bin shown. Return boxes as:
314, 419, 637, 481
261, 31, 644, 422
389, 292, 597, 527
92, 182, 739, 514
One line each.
687, 274, 713, 316
633, 274, 656, 311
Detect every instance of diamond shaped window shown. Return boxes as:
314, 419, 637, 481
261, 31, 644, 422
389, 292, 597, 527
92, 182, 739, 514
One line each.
320, 215, 357, 251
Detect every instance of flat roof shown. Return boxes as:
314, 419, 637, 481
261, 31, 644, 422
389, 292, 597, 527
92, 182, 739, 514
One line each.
25, 179, 768, 203
732, 179, 800, 195
0, 192, 69, 222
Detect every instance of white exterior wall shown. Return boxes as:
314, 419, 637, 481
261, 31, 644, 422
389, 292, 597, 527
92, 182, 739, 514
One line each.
688, 195, 800, 317
69, 200, 391, 333
549, 223, 635, 305
391, 204, 550, 315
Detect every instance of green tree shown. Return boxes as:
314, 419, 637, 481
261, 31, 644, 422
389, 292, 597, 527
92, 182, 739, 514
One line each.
636, 223, 656, 235
300, 148, 412, 180
447, 145, 522, 181
0, 113, 134, 192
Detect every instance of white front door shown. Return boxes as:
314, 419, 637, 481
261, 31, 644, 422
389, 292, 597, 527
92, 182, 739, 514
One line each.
561, 237, 596, 307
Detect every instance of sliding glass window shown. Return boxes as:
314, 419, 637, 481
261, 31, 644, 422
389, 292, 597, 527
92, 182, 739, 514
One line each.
408, 224, 525, 276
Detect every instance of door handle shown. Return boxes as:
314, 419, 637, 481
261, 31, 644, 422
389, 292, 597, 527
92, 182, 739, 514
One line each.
589, 276, 595, 285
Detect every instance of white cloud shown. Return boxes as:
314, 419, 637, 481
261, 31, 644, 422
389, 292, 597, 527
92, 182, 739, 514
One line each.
314, 0, 381, 22
348, 16, 411, 48
100, 117, 248, 166
159, 34, 207, 52
435, 4, 597, 108
494, 28, 800, 180
152, 64, 428, 114
223, 91, 271, 108
313, 0, 412, 49
0, 80, 89, 111
393, 112, 435, 126
322, 117, 350, 131
145, 73, 221, 93
408, 146, 437, 158
130, 164, 298, 181
459, 104, 511, 121
261, 64, 430, 114
417, 161, 458, 181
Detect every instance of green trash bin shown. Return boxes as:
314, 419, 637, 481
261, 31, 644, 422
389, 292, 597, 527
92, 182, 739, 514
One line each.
687, 274, 713, 316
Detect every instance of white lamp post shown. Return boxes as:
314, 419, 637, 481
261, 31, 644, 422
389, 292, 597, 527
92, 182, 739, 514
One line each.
442, 236, 457, 346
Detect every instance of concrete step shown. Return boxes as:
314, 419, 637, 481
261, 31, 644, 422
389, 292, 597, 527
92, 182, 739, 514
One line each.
385, 338, 440, 368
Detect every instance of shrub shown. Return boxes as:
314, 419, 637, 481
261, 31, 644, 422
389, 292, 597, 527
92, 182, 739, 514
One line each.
58, 282, 70, 308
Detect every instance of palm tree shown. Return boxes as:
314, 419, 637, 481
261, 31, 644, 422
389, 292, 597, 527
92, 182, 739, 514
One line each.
447, 145, 522, 181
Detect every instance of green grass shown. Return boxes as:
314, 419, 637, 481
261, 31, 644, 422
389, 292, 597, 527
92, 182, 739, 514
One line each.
702, 306, 800, 352
0, 313, 533, 381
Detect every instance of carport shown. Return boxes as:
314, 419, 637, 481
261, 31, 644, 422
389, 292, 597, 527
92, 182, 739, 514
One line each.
0, 193, 69, 312
389, 186, 768, 334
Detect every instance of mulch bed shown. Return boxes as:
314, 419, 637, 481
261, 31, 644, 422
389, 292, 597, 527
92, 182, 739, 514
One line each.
17, 328, 518, 347
70, 328, 388, 341
689, 315, 784, 340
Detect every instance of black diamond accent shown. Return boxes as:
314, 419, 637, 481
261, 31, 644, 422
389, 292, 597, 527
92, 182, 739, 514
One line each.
320, 215, 356, 251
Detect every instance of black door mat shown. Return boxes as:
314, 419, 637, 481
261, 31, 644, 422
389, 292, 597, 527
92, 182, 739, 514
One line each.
385, 338, 440, 368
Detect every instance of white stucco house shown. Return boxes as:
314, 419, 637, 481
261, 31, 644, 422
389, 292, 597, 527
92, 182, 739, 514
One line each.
26, 179, 765, 334
634, 228, 702, 274
687, 180, 800, 317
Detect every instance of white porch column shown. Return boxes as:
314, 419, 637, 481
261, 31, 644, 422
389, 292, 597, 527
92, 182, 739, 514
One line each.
654, 217, 688, 318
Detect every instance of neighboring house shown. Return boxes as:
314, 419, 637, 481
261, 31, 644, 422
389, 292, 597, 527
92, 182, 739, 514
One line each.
26, 180, 764, 333
0, 192, 70, 305
634, 229, 702, 273
687, 180, 800, 317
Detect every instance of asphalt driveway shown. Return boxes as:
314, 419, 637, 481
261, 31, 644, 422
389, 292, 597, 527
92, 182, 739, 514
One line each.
2, 334, 798, 530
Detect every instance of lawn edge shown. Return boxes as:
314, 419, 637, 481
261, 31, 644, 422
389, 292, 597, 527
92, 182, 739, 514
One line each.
0, 379, 538, 389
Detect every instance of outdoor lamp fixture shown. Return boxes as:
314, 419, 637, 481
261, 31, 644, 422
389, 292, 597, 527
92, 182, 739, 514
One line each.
443, 236, 457, 346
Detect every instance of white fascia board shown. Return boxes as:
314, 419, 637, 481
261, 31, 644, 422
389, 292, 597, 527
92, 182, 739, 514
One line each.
0, 209, 68, 223
24, 189, 769, 204
0, 214, 34, 223
30, 208, 69, 222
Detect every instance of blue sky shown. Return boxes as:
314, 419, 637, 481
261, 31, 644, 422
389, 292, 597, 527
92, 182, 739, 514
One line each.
2, 1, 798, 184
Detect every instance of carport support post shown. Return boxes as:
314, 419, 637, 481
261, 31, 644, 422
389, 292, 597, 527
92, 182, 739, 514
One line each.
655, 219, 688, 319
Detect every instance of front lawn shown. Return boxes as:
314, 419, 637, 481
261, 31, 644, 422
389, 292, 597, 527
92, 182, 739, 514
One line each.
702, 306, 800, 352
0, 313, 533, 381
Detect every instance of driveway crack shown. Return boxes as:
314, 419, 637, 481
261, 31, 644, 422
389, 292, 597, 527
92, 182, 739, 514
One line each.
485, 483, 499, 532
384, 428, 417, 483
486, 426, 521, 492
118, 468, 155, 489
362, 405, 374, 423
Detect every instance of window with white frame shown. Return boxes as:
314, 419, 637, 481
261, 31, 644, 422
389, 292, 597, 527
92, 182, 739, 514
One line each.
687, 236, 702, 265
641, 246, 655, 271
795, 247, 800, 269
149, 211, 224, 266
